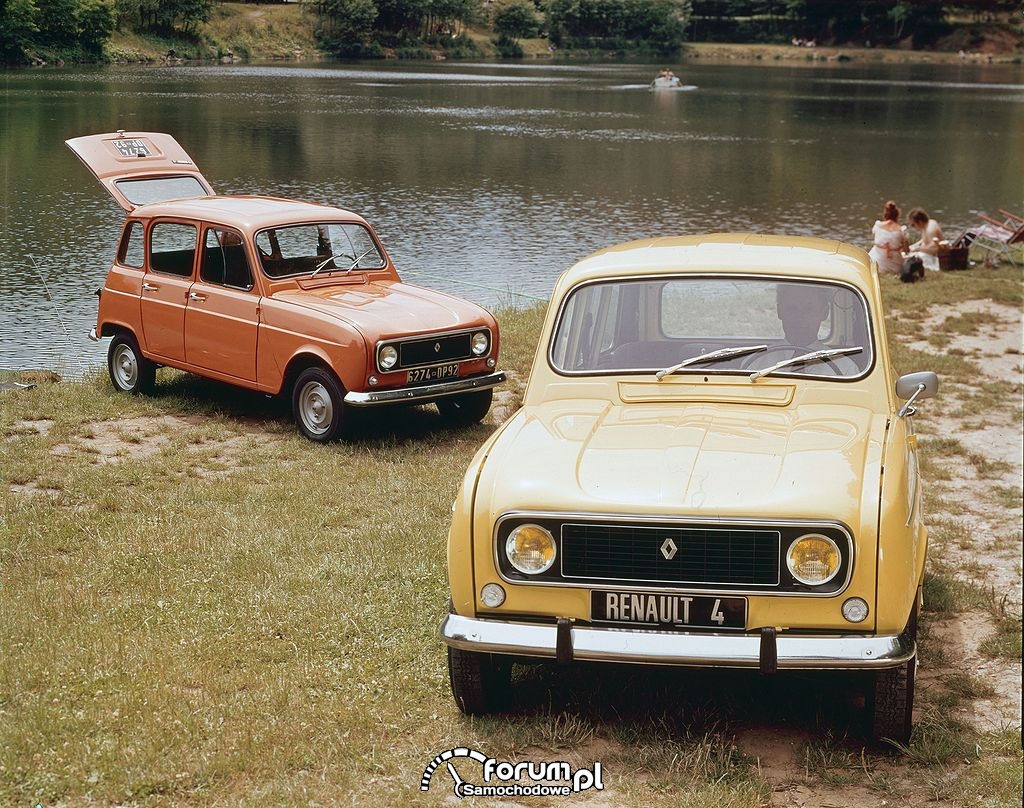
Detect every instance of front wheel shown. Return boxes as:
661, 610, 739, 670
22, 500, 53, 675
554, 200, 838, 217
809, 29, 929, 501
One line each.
868, 657, 916, 746
436, 388, 493, 425
868, 605, 918, 746
291, 366, 347, 442
447, 646, 511, 715
107, 333, 155, 394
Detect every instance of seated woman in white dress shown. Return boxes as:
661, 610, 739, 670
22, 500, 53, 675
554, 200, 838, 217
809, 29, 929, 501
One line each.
907, 207, 945, 272
868, 200, 909, 275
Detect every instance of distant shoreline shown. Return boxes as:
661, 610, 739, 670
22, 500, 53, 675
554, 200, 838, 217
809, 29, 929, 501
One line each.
681, 41, 1020, 66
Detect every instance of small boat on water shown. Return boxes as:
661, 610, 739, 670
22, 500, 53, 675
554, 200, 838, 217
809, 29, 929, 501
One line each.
652, 75, 682, 89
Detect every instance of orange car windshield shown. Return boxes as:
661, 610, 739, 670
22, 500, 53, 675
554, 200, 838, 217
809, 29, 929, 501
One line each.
255, 223, 385, 278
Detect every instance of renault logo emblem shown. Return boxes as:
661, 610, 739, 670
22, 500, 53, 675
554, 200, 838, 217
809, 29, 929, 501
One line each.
434, 342, 441, 353
660, 538, 677, 560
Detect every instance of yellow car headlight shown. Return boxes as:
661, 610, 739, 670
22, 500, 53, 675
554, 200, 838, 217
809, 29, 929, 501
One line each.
506, 524, 556, 575
786, 534, 841, 586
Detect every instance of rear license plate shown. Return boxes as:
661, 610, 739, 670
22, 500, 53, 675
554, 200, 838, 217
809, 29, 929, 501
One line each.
408, 363, 458, 384
591, 591, 746, 630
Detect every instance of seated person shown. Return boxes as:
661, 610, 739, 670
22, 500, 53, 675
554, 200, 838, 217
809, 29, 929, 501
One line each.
756, 283, 860, 375
906, 207, 945, 272
868, 200, 909, 275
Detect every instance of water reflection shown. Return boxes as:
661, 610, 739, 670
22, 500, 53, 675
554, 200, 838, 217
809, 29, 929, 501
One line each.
0, 59, 1021, 374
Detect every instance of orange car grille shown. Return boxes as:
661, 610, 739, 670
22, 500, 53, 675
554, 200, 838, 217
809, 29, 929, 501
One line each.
397, 333, 473, 369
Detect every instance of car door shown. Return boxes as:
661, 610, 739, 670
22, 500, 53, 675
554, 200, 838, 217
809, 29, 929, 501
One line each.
184, 226, 259, 381
141, 221, 197, 362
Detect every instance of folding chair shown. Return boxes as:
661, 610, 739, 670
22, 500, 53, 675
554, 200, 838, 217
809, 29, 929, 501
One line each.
953, 209, 1024, 266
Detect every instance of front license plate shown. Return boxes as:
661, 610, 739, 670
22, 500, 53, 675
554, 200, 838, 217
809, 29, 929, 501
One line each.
408, 363, 458, 384
591, 591, 747, 630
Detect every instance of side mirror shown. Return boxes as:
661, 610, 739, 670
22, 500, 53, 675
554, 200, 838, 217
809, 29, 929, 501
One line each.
896, 371, 938, 417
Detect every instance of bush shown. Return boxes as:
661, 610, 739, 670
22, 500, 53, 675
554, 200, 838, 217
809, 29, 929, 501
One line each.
547, 0, 691, 57
493, 0, 539, 41
493, 34, 524, 57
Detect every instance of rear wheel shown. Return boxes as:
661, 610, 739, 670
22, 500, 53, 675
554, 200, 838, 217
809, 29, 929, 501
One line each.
107, 333, 155, 394
436, 389, 493, 425
868, 606, 918, 746
447, 645, 511, 715
291, 366, 347, 442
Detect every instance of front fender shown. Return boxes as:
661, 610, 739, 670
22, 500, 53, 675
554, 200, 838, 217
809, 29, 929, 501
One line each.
448, 412, 525, 617
876, 415, 926, 634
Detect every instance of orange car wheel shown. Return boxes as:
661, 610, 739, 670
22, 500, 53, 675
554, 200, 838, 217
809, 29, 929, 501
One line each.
107, 333, 155, 395
291, 366, 347, 442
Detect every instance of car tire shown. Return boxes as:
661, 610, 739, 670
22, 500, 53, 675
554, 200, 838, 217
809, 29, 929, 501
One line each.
436, 389, 493, 425
292, 366, 347, 442
107, 333, 155, 395
868, 606, 918, 746
447, 645, 511, 715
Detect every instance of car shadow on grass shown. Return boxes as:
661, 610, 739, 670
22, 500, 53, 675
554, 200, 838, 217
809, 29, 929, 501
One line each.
150, 370, 495, 445
497, 660, 874, 744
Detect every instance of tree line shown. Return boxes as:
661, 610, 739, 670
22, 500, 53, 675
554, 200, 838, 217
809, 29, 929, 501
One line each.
690, 1, 1019, 47
1, 1, 216, 62
2, 0, 1017, 64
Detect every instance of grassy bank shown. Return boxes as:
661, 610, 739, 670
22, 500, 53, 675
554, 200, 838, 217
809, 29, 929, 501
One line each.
105, 2, 320, 63
1, 264, 1021, 805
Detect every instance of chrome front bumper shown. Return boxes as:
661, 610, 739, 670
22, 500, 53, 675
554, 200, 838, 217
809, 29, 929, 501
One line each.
440, 613, 915, 670
344, 370, 506, 406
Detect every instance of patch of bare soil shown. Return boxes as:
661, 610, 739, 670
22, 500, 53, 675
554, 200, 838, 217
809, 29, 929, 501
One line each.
41, 415, 282, 475
924, 612, 1022, 733
735, 724, 953, 808
8, 418, 55, 437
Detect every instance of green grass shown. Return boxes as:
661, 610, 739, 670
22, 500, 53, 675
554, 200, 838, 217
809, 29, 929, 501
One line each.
948, 728, 1023, 808
979, 615, 1024, 660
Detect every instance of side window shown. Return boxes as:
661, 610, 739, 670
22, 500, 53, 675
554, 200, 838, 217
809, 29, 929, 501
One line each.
201, 228, 254, 291
149, 222, 197, 277
118, 221, 145, 268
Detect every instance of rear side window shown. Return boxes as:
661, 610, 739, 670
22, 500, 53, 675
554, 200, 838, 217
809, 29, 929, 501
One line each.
149, 222, 197, 277
118, 221, 145, 268
201, 228, 254, 291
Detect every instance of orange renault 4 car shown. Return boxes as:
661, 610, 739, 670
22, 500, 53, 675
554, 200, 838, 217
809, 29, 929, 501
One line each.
67, 131, 504, 441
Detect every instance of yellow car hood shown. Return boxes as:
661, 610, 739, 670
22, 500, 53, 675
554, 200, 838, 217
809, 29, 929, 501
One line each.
481, 400, 884, 522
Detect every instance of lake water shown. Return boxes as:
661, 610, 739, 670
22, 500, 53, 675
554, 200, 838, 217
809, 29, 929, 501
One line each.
1, 59, 1021, 376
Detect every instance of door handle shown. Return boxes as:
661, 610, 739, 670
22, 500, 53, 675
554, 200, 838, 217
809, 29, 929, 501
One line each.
142, 282, 158, 292
189, 292, 207, 302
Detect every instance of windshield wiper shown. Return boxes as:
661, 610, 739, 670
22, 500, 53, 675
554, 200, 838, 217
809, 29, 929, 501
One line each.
347, 247, 376, 270
749, 347, 863, 381
311, 247, 377, 279
656, 344, 768, 381
310, 254, 340, 278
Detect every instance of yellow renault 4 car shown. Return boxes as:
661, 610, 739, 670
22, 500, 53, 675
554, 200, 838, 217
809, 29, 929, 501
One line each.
441, 234, 938, 744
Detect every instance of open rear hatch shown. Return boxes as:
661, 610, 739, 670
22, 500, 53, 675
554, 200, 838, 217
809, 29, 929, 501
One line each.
65, 130, 214, 212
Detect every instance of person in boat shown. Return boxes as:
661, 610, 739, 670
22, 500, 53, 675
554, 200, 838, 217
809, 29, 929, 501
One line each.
651, 68, 681, 89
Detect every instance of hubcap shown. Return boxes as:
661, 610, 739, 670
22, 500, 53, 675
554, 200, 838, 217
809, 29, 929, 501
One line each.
112, 345, 138, 389
299, 381, 333, 435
